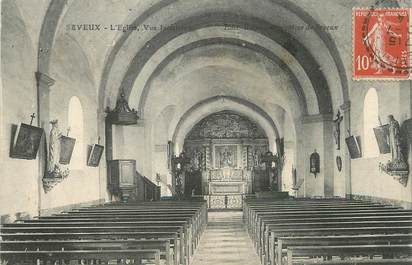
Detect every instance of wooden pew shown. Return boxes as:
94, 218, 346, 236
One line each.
249, 208, 410, 245
47, 209, 204, 242
262, 222, 412, 264
2, 224, 188, 265
27, 213, 198, 259
70, 202, 208, 223
243, 199, 412, 265
260, 215, 412, 241
254, 210, 411, 257
285, 245, 412, 265
2, 222, 188, 260
247, 206, 406, 236
266, 227, 412, 265
251, 211, 412, 234
263, 220, 412, 252
1, 201, 207, 265
1, 239, 173, 265
243, 198, 392, 210
254, 210, 412, 245
59, 201, 207, 253
21, 215, 203, 251
0, 249, 161, 265
275, 234, 412, 265
243, 200, 388, 221
34, 208, 205, 256
295, 258, 412, 265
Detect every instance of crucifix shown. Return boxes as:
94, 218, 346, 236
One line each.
333, 110, 343, 150
66, 127, 71, 137
29, 113, 36, 126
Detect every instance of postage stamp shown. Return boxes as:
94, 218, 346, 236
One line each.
353, 7, 411, 80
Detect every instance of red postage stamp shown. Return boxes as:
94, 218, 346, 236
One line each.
353, 8, 411, 80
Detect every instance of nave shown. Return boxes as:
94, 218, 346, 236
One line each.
1, 197, 412, 265
191, 211, 261, 265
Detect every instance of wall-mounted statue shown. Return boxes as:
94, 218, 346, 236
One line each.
48, 120, 61, 172
43, 120, 70, 193
388, 115, 402, 161
379, 115, 409, 186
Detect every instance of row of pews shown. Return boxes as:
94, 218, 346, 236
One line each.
244, 198, 412, 265
0, 200, 207, 265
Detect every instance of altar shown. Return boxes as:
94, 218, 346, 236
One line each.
202, 168, 251, 209
209, 181, 247, 194
180, 111, 272, 209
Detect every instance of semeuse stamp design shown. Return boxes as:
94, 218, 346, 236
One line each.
353, 8, 411, 80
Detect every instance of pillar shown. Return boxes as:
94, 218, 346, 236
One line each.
301, 113, 333, 198
35, 71, 55, 216
340, 101, 352, 198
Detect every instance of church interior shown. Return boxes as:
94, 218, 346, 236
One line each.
1, 0, 412, 264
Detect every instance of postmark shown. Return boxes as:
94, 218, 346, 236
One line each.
353, 7, 411, 80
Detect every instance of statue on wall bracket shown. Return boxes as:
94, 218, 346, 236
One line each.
43, 120, 70, 193
379, 115, 409, 187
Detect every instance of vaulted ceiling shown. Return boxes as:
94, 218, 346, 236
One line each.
32, 0, 402, 141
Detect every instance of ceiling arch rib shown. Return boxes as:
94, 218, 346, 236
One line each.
143, 62, 301, 137
38, 0, 69, 73
40, 0, 386, 111
129, 26, 320, 118
117, 12, 333, 115
172, 96, 281, 154
134, 37, 310, 118
97, 0, 352, 115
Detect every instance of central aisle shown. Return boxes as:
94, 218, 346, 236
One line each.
191, 211, 261, 265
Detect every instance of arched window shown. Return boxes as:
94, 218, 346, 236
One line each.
363, 88, 379, 158
68, 96, 84, 169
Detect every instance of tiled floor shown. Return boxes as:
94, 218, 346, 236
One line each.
191, 211, 261, 265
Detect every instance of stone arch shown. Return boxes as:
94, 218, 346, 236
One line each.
172, 96, 280, 154
38, 0, 71, 74
133, 37, 314, 118
97, 0, 360, 115
141, 49, 308, 125
117, 13, 333, 115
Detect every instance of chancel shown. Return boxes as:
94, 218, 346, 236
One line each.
0, 0, 411, 265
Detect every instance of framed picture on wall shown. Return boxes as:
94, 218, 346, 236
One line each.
345, 135, 362, 159
87, 144, 104, 167
373, 124, 390, 154
59, 136, 76, 165
10, 123, 44, 160
214, 145, 238, 168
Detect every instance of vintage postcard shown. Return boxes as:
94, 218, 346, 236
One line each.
1, 0, 411, 264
